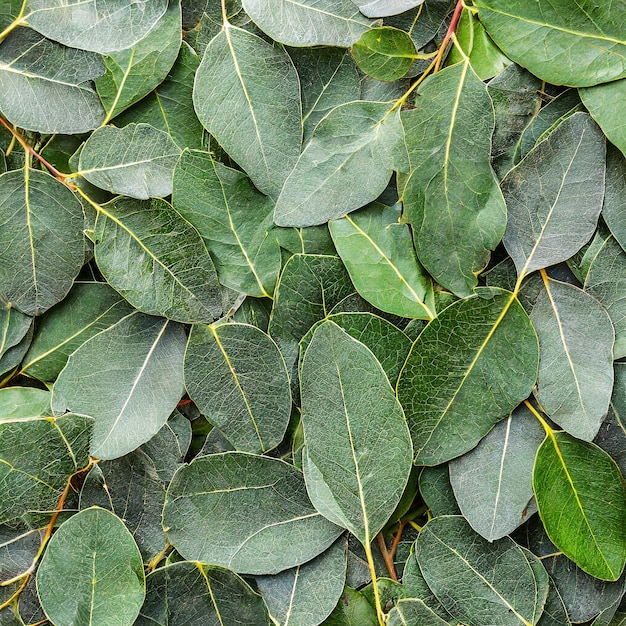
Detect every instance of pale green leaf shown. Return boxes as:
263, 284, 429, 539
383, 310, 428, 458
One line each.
531, 277, 614, 441
275, 101, 407, 227
37, 507, 145, 626
193, 23, 302, 198
93, 197, 222, 324
0, 29, 105, 133
449, 405, 544, 541
329, 203, 434, 319
474, 0, 626, 87
51, 312, 186, 461
184, 322, 291, 454
0, 168, 85, 316
351, 0, 425, 18
401, 61, 506, 297
416, 515, 549, 626
0, 387, 50, 420
351, 27, 416, 82
135, 561, 271, 626
242, 0, 372, 47
78, 124, 182, 199
24, 0, 168, 53
163, 452, 343, 574
397, 288, 539, 465
172, 149, 281, 298
300, 321, 412, 544
534, 431, 626, 581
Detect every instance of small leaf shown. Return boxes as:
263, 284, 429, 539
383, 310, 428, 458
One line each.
37, 507, 145, 626
163, 452, 343, 574
601, 145, 626, 251
0, 303, 31, 372
386, 598, 451, 626
193, 23, 302, 198
184, 322, 291, 454
78, 124, 182, 199
25, 0, 168, 53
322, 586, 379, 626
51, 312, 186, 461
274, 101, 408, 227
93, 197, 222, 324
0, 387, 50, 420
416, 515, 549, 626
241, 0, 373, 47
351, 27, 416, 81
419, 465, 461, 517
533, 431, 626, 581
300, 321, 413, 544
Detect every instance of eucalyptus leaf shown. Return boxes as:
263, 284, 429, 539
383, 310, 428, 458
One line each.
601, 145, 626, 252
37, 507, 145, 626
321, 586, 378, 625
352, 0, 425, 18
386, 598, 451, 626
0, 387, 50, 420
51, 312, 186, 461
0, 304, 31, 372
419, 465, 461, 518
163, 452, 343, 574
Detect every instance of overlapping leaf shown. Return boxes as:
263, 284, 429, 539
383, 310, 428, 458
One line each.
352, 0, 425, 18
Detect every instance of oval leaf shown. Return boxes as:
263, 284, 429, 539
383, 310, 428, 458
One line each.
351, 27, 416, 81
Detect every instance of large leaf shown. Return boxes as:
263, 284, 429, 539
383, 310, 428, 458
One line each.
503, 112, 606, 278
397, 288, 539, 465
136, 562, 271, 626
93, 197, 222, 324
51, 312, 186, 460
401, 61, 506, 297
193, 23, 302, 198
533, 430, 626, 581
0, 28, 105, 133
329, 203, 433, 319
474, 0, 626, 87
163, 452, 343, 575
531, 277, 614, 441
300, 321, 412, 544
256, 537, 347, 626
241, 0, 372, 47
274, 101, 407, 227
37, 507, 145, 626
173, 150, 281, 298
0, 413, 91, 524
416, 515, 549, 626
24, 0, 168, 53
0, 168, 85, 316
449, 405, 544, 541
184, 322, 291, 454
95, 0, 182, 122
78, 124, 182, 199
20, 281, 134, 383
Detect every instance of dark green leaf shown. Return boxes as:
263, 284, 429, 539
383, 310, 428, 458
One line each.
321, 587, 378, 626
419, 466, 461, 517
0, 304, 31, 375
601, 145, 626, 252
351, 27, 416, 81
387, 598, 451, 626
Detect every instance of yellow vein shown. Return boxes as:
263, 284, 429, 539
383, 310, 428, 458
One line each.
101, 48, 136, 126
23, 165, 38, 311
197, 563, 225, 626
48, 417, 79, 470
0, 306, 10, 355
283, 565, 300, 626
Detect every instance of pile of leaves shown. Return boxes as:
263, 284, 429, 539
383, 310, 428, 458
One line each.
1, 0, 626, 624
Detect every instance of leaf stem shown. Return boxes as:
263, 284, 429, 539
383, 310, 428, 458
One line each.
145, 543, 172, 573
523, 399, 554, 436
364, 538, 387, 626
377, 533, 398, 581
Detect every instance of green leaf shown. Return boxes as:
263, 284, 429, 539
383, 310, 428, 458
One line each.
533, 431, 626, 581
275, 101, 407, 227
51, 312, 186, 460
352, 0, 426, 18
531, 277, 614, 441
78, 124, 182, 199
321, 586, 378, 626
0, 524, 42, 607
37, 507, 145, 626
79, 449, 167, 561
241, 0, 373, 47
503, 112, 605, 278
416, 515, 549, 626
256, 537, 348, 626
0, 387, 50, 420
386, 598, 451, 626
115, 42, 205, 151
0, 29, 105, 133
93, 197, 222, 324
601, 145, 626, 251
0, 304, 31, 374
419, 465, 461, 517
0, 413, 91, 524
351, 27, 416, 82
173, 149, 281, 298
397, 288, 539, 465
163, 452, 343, 574
24, 0, 168, 53
329, 202, 434, 319
193, 23, 302, 198
184, 322, 291, 454
585, 235, 626, 359
449, 405, 545, 541
0, 168, 85, 316
20, 281, 134, 383
401, 61, 506, 297
136, 561, 271, 626
300, 321, 412, 544
95, 0, 182, 122
474, 0, 626, 87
